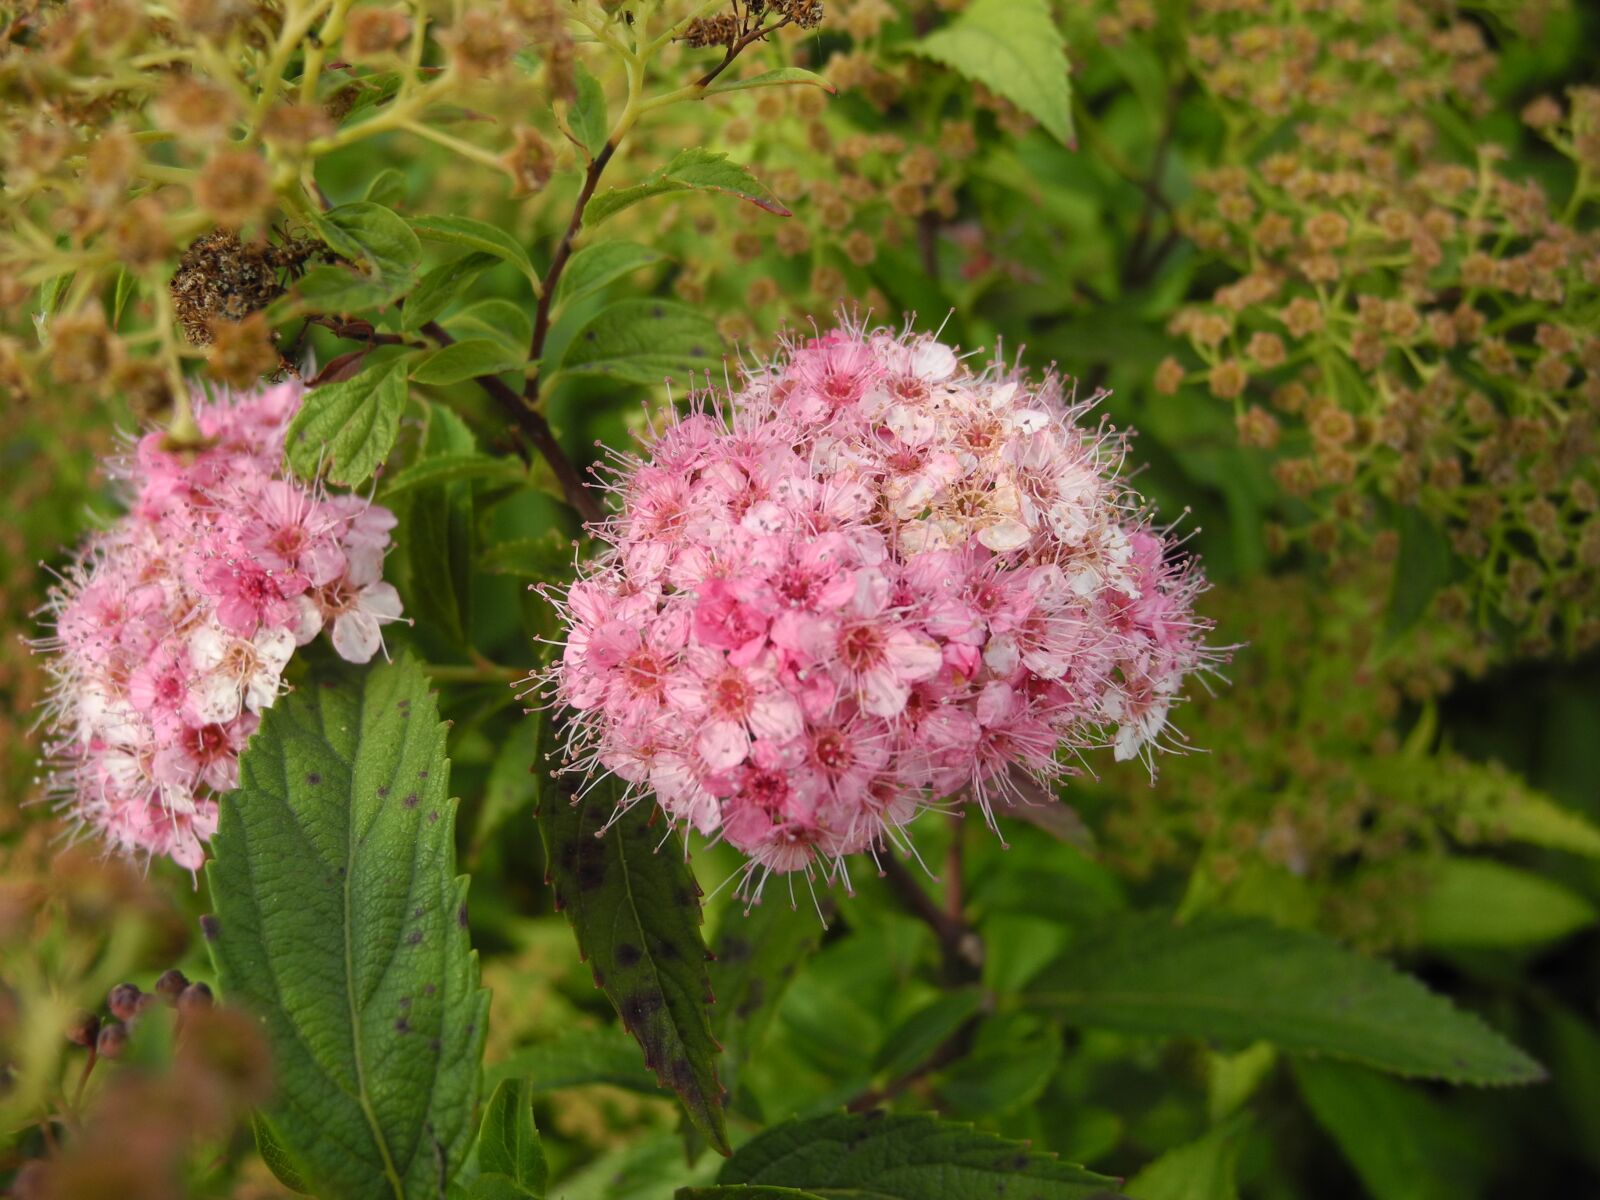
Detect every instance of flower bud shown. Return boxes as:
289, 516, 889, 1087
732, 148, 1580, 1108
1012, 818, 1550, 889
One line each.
107, 982, 142, 1022
179, 982, 214, 1014
66, 1011, 101, 1048
96, 1020, 128, 1059
155, 969, 190, 1005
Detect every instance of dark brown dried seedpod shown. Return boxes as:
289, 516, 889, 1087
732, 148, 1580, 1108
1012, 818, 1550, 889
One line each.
169, 230, 320, 345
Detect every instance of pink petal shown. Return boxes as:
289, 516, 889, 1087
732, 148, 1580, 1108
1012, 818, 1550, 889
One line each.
697, 720, 751, 771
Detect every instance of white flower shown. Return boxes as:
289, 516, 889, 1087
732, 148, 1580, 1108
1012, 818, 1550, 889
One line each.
331, 581, 405, 664
187, 623, 296, 723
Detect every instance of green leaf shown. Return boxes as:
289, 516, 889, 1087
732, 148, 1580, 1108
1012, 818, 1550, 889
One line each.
1374, 754, 1600, 858
475, 1080, 547, 1198
284, 357, 410, 486
402, 253, 499, 331
1026, 914, 1545, 1085
912, 0, 1074, 146
471, 1176, 541, 1200
716, 1113, 1125, 1199
1292, 1060, 1491, 1200
365, 167, 410, 208
41, 271, 73, 314
702, 68, 837, 97
412, 339, 526, 386
679, 1190, 825, 1200
1126, 1118, 1247, 1200
1384, 506, 1453, 642
873, 989, 983, 1079
336, 71, 405, 126
443, 298, 534, 360
994, 769, 1096, 850
556, 241, 667, 309
1538, 1001, 1600, 1174
485, 1028, 667, 1096
478, 533, 574, 582
292, 263, 404, 313
568, 63, 609, 161
392, 403, 475, 649
112, 267, 138, 328
585, 148, 790, 227
252, 1113, 312, 1195
537, 722, 728, 1154
560, 298, 723, 385
316, 201, 422, 290
710, 900, 828, 1101
1415, 858, 1597, 947
471, 715, 544, 861
937, 1013, 1063, 1117
412, 215, 540, 288
205, 656, 489, 1200
563, 1132, 721, 1200
1463, 780, 1600, 857
382, 453, 527, 500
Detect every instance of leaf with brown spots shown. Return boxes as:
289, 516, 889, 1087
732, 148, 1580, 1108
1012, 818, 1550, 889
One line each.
537, 724, 729, 1155
206, 655, 489, 1200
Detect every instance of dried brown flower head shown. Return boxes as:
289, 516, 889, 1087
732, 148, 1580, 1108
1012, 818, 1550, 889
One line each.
193, 151, 272, 229
502, 126, 556, 196
344, 6, 412, 58
205, 311, 280, 388
169, 231, 316, 345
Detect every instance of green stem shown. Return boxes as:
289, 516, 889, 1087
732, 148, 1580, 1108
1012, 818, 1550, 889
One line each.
398, 120, 509, 173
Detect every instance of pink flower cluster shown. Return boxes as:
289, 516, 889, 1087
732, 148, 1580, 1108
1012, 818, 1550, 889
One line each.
40, 382, 403, 869
545, 319, 1217, 884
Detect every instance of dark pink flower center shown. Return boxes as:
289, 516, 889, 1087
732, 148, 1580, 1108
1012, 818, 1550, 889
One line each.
710, 674, 751, 719
839, 624, 884, 670
813, 730, 850, 771
622, 651, 668, 696
184, 723, 230, 762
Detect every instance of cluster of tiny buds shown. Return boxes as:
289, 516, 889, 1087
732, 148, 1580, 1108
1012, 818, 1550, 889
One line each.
682, 0, 824, 49
66, 970, 213, 1063
1147, 2, 1600, 654
668, 36, 1023, 340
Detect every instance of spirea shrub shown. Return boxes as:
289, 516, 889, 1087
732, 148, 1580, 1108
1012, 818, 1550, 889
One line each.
545, 320, 1216, 882
39, 382, 402, 869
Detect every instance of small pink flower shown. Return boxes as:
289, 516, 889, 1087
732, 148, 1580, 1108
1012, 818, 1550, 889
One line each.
200, 551, 299, 637
126, 644, 196, 737
692, 578, 771, 664
666, 648, 803, 771
819, 570, 942, 718
240, 479, 347, 589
